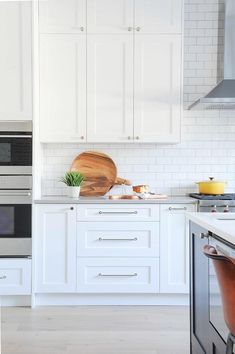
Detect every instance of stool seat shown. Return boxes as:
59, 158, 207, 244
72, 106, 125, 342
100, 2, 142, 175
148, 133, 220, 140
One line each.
203, 245, 235, 354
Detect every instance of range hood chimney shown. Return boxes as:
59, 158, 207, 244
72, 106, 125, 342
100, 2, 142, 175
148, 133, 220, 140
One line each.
189, 0, 235, 110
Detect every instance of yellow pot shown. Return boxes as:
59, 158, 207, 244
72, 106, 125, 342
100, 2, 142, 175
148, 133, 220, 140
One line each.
196, 177, 226, 195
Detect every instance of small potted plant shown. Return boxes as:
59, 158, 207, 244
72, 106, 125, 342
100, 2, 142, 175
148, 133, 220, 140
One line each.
61, 171, 85, 199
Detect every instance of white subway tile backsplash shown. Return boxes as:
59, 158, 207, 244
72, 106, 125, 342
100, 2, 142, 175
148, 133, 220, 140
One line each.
42, 0, 235, 197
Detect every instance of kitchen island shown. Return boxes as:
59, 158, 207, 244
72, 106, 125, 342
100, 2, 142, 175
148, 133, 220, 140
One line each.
187, 212, 235, 354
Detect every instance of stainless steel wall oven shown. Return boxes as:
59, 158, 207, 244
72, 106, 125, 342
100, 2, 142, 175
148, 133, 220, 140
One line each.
0, 121, 32, 257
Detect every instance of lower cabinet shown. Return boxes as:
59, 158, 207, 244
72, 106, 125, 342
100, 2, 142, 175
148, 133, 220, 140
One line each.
77, 258, 159, 293
160, 204, 196, 293
77, 221, 159, 257
0, 259, 31, 295
35, 202, 194, 298
35, 204, 77, 293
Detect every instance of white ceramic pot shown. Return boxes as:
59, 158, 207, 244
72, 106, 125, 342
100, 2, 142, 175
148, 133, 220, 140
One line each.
68, 186, 81, 199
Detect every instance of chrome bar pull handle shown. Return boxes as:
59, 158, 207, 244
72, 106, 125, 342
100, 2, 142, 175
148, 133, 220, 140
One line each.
98, 237, 138, 241
98, 273, 137, 277
0, 275, 7, 280
169, 207, 187, 211
98, 211, 138, 215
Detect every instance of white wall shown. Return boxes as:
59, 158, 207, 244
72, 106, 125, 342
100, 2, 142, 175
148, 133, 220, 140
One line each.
42, 0, 235, 197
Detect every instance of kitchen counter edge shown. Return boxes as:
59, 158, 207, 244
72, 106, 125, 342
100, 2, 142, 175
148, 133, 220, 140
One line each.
34, 196, 197, 205
187, 212, 235, 246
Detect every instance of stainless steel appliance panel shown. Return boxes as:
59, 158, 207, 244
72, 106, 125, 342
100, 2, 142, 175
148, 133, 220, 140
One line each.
0, 190, 32, 257
0, 176, 32, 190
0, 238, 31, 257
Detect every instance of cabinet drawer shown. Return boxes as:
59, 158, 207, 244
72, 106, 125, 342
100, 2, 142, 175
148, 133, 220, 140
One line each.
77, 258, 159, 293
0, 259, 31, 295
77, 222, 159, 257
77, 204, 159, 221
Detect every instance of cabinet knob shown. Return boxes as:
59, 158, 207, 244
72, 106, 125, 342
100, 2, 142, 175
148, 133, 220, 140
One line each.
128, 27, 132, 32
128, 136, 131, 140
136, 27, 141, 31
70, 207, 74, 210
135, 136, 140, 140
80, 136, 85, 140
80, 26, 85, 31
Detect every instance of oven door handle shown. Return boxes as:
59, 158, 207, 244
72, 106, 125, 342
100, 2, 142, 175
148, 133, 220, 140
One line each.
0, 135, 32, 138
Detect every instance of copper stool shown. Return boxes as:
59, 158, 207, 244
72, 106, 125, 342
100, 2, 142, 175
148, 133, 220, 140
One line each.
204, 244, 235, 354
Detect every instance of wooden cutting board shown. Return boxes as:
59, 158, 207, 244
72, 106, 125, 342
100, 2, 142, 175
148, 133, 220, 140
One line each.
70, 151, 118, 196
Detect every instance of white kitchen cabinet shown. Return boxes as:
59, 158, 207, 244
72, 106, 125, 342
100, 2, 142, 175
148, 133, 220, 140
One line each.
38, 1, 183, 144
77, 204, 160, 222
77, 221, 159, 257
87, 34, 182, 143
0, 259, 31, 295
39, 0, 183, 35
134, 35, 182, 143
35, 204, 77, 293
0, 2, 32, 121
77, 258, 159, 293
87, 0, 134, 34
87, 35, 134, 143
135, 0, 183, 34
39, 0, 86, 33
160, 204, 196, 294
40, 34, 86, 142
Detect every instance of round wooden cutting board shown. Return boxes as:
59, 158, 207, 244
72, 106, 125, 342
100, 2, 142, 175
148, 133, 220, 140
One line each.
70, 151, 118, 196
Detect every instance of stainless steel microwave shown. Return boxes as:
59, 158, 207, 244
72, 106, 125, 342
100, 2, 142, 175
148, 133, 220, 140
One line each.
0, 121, 32, 175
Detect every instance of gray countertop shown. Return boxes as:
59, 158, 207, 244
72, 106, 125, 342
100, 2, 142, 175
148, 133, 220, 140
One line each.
34, 195, 197, 204
187, 212, 235, 246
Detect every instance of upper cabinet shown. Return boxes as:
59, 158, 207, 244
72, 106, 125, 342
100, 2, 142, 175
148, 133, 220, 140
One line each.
135, 0, 183, 34
87, 0, 134, 34
40, 35, 86, 142
38, 0, 183, 143
39, 0, 183, 35
39, 0, 86, 33
0, 2, 32, 121
134, 35, 181, 143
87, 35, 133, 142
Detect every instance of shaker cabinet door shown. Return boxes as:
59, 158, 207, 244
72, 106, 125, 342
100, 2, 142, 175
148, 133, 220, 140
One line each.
87, 35, 133, 142
160, 204, 196, 293
35, 205, 77, 293
134, 35, 181, 143
87, 0, 134, 34
0, 2, 32, 121
39, 0, 86, 33
135, 0, 183, 34
40, 35, 86, 142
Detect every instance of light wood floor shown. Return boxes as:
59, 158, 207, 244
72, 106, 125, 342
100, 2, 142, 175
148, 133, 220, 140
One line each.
2, 306, 190, 354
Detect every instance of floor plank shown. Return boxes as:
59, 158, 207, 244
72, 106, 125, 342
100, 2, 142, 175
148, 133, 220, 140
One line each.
2, 306, 190, 354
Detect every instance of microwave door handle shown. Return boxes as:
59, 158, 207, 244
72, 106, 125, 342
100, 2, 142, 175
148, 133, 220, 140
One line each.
0, 191, 31, 196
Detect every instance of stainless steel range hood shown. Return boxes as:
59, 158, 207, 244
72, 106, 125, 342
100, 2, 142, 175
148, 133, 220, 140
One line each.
189, 0, 235, 110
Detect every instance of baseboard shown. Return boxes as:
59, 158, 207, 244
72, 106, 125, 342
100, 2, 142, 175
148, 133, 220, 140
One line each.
34, 293, 189, 306
1, 295, 31, 307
